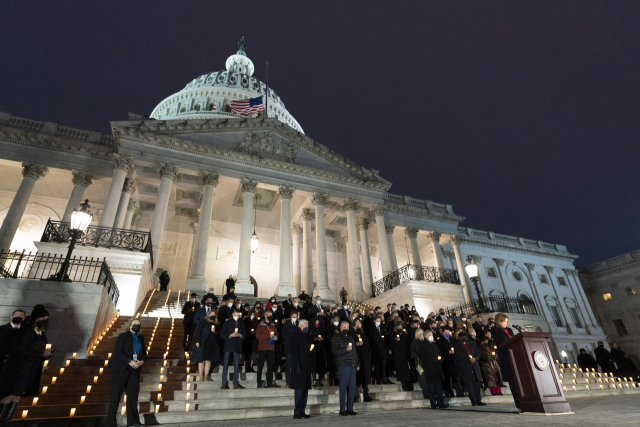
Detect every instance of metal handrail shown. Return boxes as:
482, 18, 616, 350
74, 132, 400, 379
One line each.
372, 264, 461, 297
443, 295, 538, 318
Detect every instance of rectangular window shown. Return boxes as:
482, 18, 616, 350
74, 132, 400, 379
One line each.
175, 207, 194, 216
486, 267, 497, 278
626, 287, 637, 296
178, 190, 198, 201
538, 274, 549, 284
549, 305, 563, 327
613, 319, 628, 337
557, 277, 567, 286
602, 293, 613, 301
568, 307, 583, 329
141, 185, 158, 195
140, 202, 155, 211
178, 173, 199, 183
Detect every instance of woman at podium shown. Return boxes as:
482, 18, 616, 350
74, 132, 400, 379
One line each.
491, 313, 520, 410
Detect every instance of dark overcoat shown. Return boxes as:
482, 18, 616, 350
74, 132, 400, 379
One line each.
289, 328, 311, 390
417, 339, 445, 384
191, 320, 220, 364
490, 326, 515, 382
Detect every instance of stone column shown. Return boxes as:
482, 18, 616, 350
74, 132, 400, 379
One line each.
372, 205, 393, 277
493, 258, 509, 296
545, 266, 572, 330
358, 218, 374, 297
122, 199, 139, 230
301, 208, 314, 295
236, 178, 258, 295
150, 163, 178, 269
386, 224, 399, 271
343, 198, 367, 302
98, 155, 134, 228
335, 242, 346, 302
187, 171, 219, 292
524, 263, 553, 323
276, 186, 296, 297
61, 170, 93, 223
313, 192, 332, 300
0, 163, 48, 252
568, 270, 598, 327
113, 179, 136, 229
450, 235, 472, 302
425, 231, 445, 268
404, 227, 422, 266
291, 224, 302, 295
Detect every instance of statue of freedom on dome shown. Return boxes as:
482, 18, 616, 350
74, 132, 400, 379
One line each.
238, 37, 246, 53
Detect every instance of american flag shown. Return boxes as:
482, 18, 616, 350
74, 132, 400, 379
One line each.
230, 96, 264, 115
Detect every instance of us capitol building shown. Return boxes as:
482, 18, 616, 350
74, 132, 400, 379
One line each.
0, 41, 611, 365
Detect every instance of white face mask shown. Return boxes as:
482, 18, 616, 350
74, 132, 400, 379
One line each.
375, 321, 380, 326
428, 335, 434, 342
462, 318, 466, 322
333, 321, 339, 326
471, 333, 476, 338
294, 303, 298, 307
250, 314, 255, 320
272, 307, 277, 312
344, 306, 348, 310
292, 317, 297, 323
271, 299, 275, 303
227, 303, 232, 308
233, 316, 239, 321
317, 301, 321, 305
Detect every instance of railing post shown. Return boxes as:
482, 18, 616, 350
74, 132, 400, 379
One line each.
12, 250, 25, 279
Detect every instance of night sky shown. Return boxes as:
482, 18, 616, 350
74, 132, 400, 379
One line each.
1, 2, 638, 265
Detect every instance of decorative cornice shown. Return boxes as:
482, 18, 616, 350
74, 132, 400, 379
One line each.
22, 163, 48, 180
492, 258, 503, 267
404, 227, 419, 239
127, 199, 139, 212
371, 204, 386, 217
356, 218, 370, 231
112, 122, 392, 193
561, 268, 574, 277
240, 178, 258, 193
112, 154, 135, 173
450, 235, 463, 247
301, 208, 315, 222
71, 170, 93, 188
279, 185, 295, 200
385, 223, 395, 234
312, 192, 327, 206
425, 231, 441, 244
544, 265, 555, 274
122, 178, 136, 194
291, 223, 303, 234
342, 197, 358, 212
442, 250, 455, 258
525, 263, 536, 271
202, 171, 220, 187
447, 234, 578, 261
158, 162, 179, 180
383, 201, 464, 226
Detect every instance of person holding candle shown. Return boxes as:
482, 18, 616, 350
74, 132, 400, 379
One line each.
181, 293, 200, 351
282, 310, 300, 387
106, 318, 146, 427
0, 307, 51, 426
389, 323, 413, 391
332, 321, 360, 416
242, 310, 259, 373
451, 332, 485, 406
417, 330, 448, 409
479, 337, 502, 395
353, 318, 374, 402
192, 309, 219, 382
309, 317, 327, 387
490, 313, 520, 410
367, 314, 392, 385
255, 311, 280, 388
289, 319, 311, 419
220, 308, 246, 389
437, 326, 463, 398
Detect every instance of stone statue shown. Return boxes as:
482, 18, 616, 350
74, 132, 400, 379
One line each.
340, 287, 348, 305
284, 143, 297, 163
238, 37, 246, 53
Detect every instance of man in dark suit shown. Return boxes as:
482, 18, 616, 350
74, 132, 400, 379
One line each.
418, 330, 448, 409
159, 270, 170, 291
181, 293, 200, 351
0, 309, 26, 365
367, 314, 392, 384
106, 318, 146, 427
225, 275, 235, 294
220, 308, 247, 389
282, 310, 299, 387
308, 296, 324, 319
284, 297, 300, 317
338, 303, 351, 322
452, 332, 485, 406
289, 319, 311, 419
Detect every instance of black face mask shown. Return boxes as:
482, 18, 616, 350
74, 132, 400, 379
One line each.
131, 324, 141, 333
342, 329, 349, 335
12, 317, 23, 325
266, 318, 272, 324
206, 302, 212, 307
36, 319, 49, 331
439, 312, 445, 315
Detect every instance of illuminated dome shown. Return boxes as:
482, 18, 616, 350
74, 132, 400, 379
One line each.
149, 38, 303, 133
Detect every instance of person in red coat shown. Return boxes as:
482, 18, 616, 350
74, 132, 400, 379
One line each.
256, 310, 280, 388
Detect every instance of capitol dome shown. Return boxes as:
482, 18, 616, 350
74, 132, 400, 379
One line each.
149, 38, 303, 133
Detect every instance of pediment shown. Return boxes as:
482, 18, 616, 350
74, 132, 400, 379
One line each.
111, 117, 392, 190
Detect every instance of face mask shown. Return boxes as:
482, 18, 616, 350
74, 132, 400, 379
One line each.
428, 335, 434, 342
131, 324, 141, 333
452, 313, 456, 317
266, 317, 272, 323
272, 307, 277, 312
271, 299, 275, 303
439, 312, 444, 315
375, 321, 380, 326
342, 329, 349, 335
333, 321, 339, 326
36, 319, 49, 331
228, 303, 232, 308
462, 318, 466, 322
251, 314, 255, 320
233, 316, 239, 321
12, 317, 23, 325
444, 332, 450, 338
292, 318, 297, 323
315, 323, 320, 328
207, 302, 212, 307
294, 303, 298, 307
317, 301, 322, 305
471, 333, 476, 338
302, 327, 309, 333
478, 320, 482, 324
344, 306, 348, 310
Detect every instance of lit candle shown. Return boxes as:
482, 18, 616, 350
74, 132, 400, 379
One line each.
32, 397, 38, 406
104, 360, 109, 367
187, 383, 191, 390
99, 368, 104, 375
86, 385, 91, 393
45, 344, 52, 350
22, 410, 28, 420
186, 403, 190, 412
44, 360, 49, 368
108, 353, 112, 359
80, 396, 86, 404
235, 328, 238, 333
211, 325, 215, 332
163, 360, 167, 366
66, 360, 70, 367
157, 394, 162, 401
93, 376, 98, 384
310, 344, 315, 351
186, 367, 190, 374
42, 386, 48, 394
437, 356, 441, 360
51, 377, 57, 384
451, 348, 454, 353
70, 408, 76, 417
160, 375, 164, 382
187, 360, 190, 366
60, 368, 65, 375
124, 395, 127, 402
155, 405, 160, 414
158, 384, 162, 391
121, 406, 126, 415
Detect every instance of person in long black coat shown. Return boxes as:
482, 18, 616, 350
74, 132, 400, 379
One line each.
491, 313, 520, 410
417, 330, 448, 409
577, 348, 598, 372
594, 341, 618, 376
436, 327, 463, 397
367, 315, 392, 384
452, 332, 485, 406
181, 293, 200, 351
106, 318, 146, 427
192, 309, 220, 381
353, 318, 374, 402
389, 323, 413, 391
289, 319, 311, 419
159, 270, 170, 291
219, 309, 247, 389
610, 343, 640, 381
0, 309, 51, 426
309, 317, 327, 386
243, 311, 259, 373
0, 309, 26, 366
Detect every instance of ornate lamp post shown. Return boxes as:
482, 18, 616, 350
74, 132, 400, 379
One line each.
464, 256, 487, 313
51, 200, 93, 282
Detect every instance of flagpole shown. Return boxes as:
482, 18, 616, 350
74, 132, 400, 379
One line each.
264, 61, 269, 119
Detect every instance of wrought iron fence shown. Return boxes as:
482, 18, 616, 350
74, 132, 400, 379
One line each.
0, 250, 119, 306
372, 264, 461, 297
41, 220, 153, 265
443, 295, 538, 318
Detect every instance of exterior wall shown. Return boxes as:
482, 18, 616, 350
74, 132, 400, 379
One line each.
579, 249, 640, 367
0, 278, 116, 366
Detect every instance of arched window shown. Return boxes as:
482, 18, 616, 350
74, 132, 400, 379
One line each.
225, 104, 232, 113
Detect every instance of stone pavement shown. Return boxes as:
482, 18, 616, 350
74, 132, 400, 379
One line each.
159, 394, 640, 427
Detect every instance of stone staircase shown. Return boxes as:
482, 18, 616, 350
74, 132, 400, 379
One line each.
12, 290, 640, 426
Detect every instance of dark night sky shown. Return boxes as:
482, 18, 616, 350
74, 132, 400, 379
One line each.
1, 2, 638, 265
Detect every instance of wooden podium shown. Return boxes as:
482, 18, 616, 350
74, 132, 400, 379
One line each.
499, 331, 572, 414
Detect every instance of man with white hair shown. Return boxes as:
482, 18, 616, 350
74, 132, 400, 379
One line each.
289, 318, 311, 419
332, 321, 360, 416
